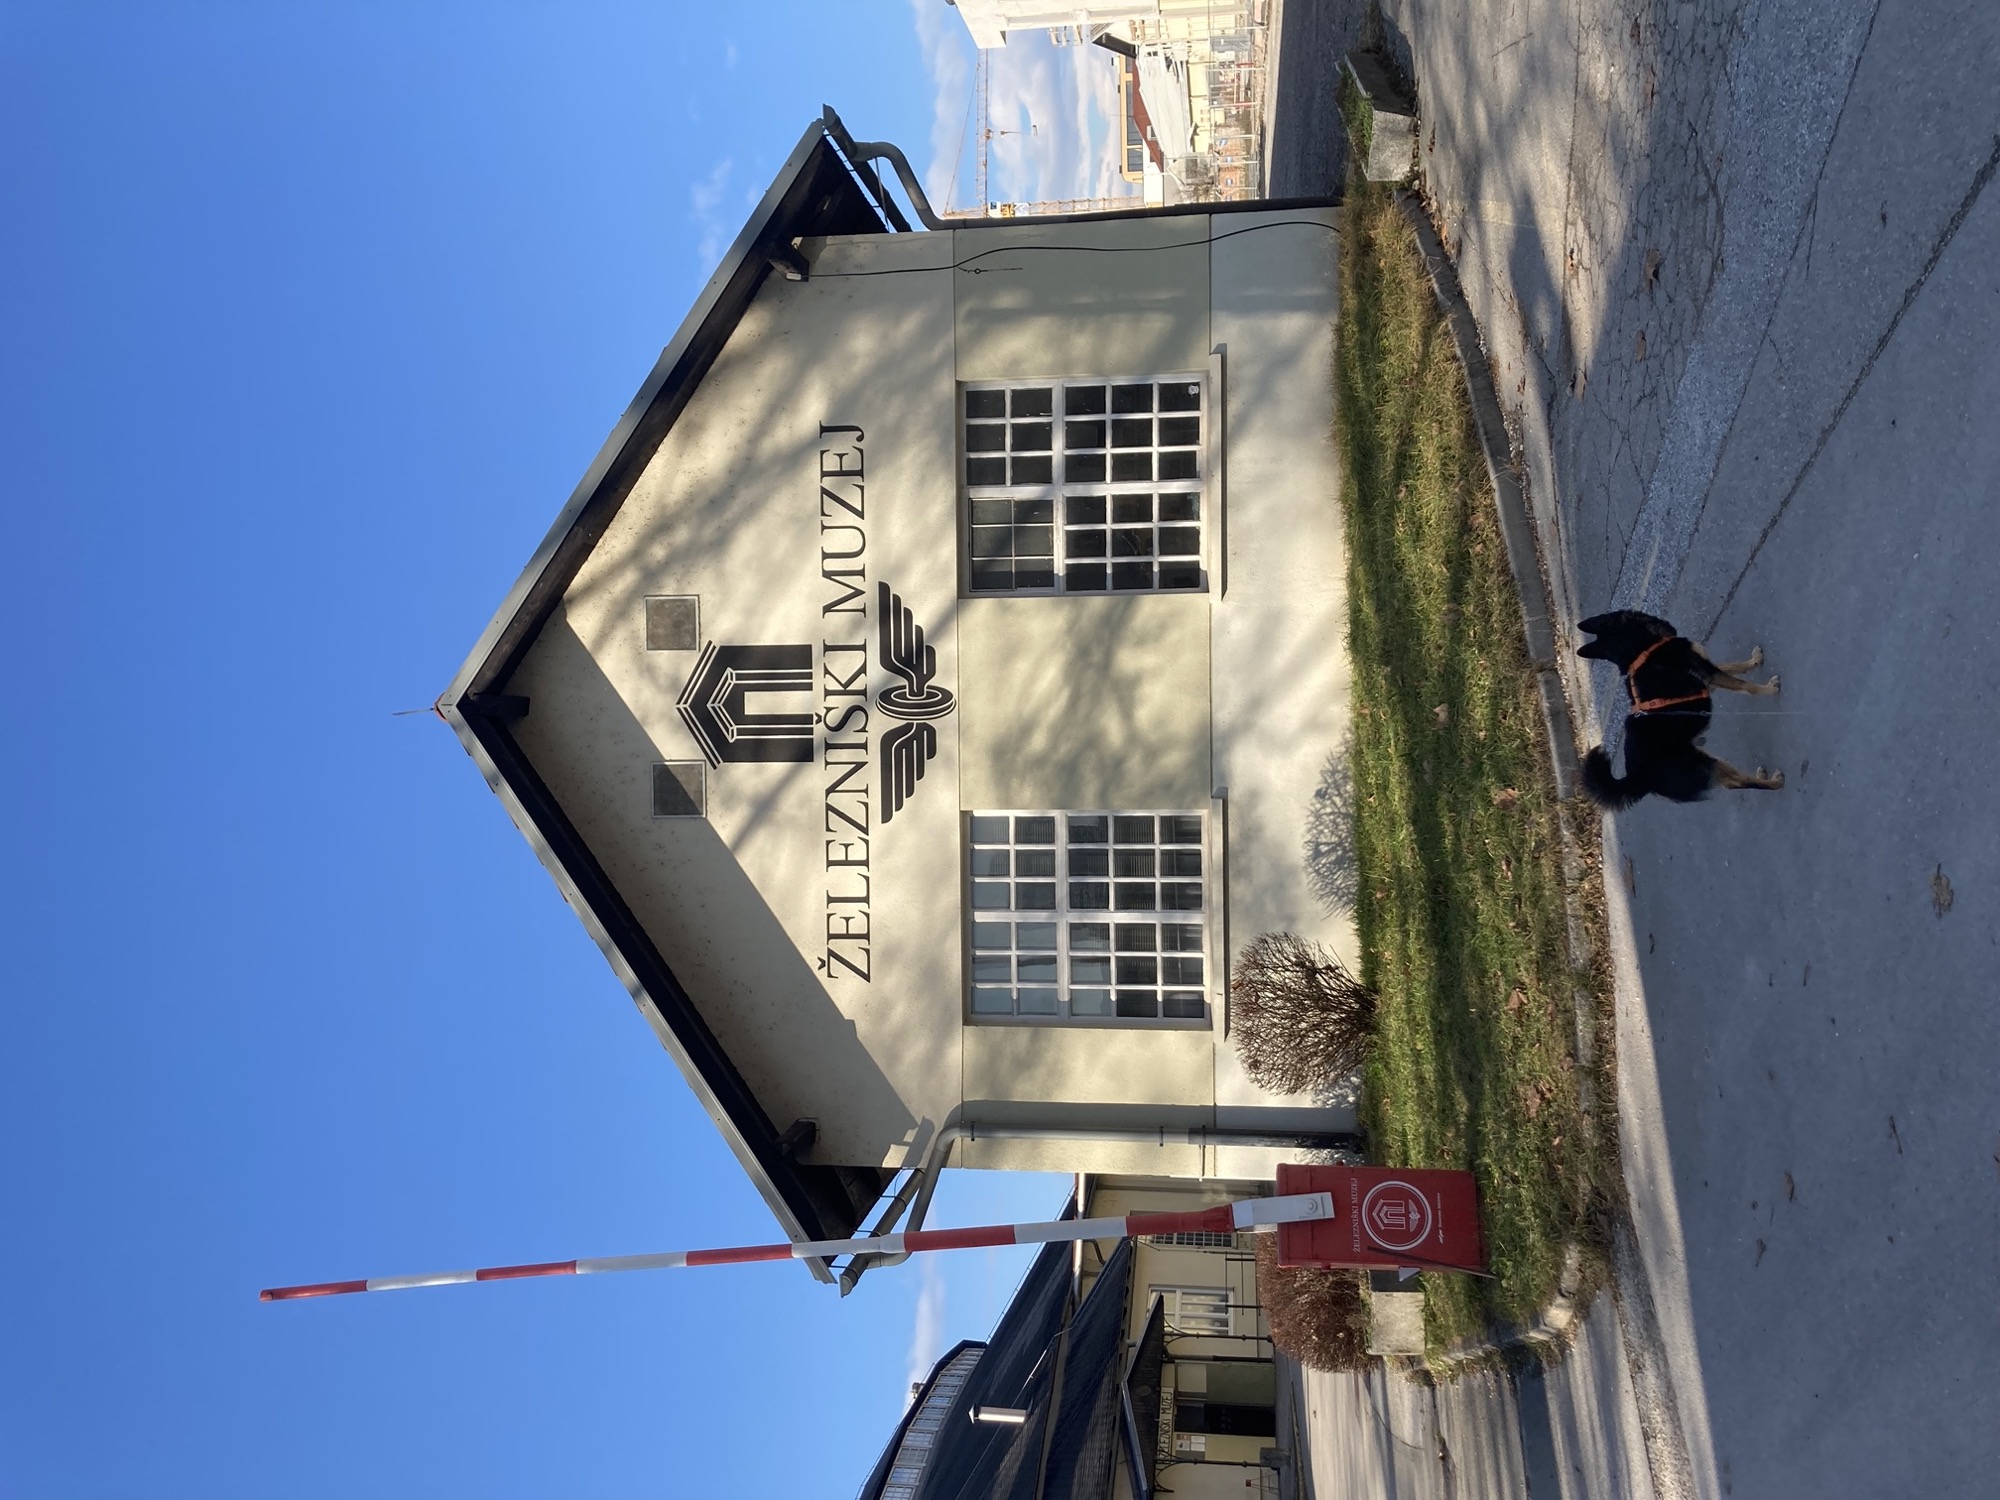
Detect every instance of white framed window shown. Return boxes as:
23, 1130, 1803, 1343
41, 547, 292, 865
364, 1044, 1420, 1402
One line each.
966, 811, 1208, 1024
1154, 1285, 1233, 1337
1141, 1231, 1242, 1250
962, 377, 1207, 595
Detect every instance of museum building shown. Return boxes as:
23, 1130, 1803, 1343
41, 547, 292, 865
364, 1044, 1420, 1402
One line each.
442, 112, 1355, 1278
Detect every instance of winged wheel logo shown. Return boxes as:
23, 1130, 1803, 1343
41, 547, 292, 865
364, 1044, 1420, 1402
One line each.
876, 582, 955, 824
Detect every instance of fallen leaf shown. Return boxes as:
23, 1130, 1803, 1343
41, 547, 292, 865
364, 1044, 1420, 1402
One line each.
1635, 329, 1648, 360
1506, 987, 1527, 1013
1930, 865, 1954, 917
1492, 787, 1520, 810
1523, 1090, 1542, 1121
1643, 247, 1663, 287
1784, 1171, 1796, 1202
1433, 704, 1450, 727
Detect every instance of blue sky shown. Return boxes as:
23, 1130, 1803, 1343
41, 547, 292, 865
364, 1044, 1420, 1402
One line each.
0, 5, 1123, 1493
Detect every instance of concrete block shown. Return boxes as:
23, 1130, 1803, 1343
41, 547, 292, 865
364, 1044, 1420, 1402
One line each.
1341, 52, 1417, 182
1365, 1285, 1427, 1356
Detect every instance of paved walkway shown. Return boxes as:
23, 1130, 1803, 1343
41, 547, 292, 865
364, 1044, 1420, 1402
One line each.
1288, 1297, 1657, 1500
1274, 1, 2000, 1496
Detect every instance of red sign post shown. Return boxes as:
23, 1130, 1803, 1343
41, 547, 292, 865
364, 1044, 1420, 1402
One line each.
1274, 1162, 1486, 1273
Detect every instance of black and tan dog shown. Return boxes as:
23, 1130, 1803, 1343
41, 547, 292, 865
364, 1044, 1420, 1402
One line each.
1576, 610, 1783, 809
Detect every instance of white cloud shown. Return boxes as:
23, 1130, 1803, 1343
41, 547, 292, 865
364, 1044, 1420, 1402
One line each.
993, 38, 1134, 209
909, 0, 975, 210
908, 7, 1139, 212
905, 1254, 946, 1400
689, 157, 735, 280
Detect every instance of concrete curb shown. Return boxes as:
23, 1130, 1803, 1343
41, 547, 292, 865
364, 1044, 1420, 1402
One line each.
1394, 191, 1580, 802
1390, 189, 1606, 1369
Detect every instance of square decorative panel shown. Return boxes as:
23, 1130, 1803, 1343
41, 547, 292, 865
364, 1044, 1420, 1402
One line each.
651, 761, 705, 817
644, 595, 699, 651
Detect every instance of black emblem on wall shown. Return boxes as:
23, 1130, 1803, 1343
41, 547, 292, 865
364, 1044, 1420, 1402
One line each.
678, 643, 814, 766
876, 582, 956, 825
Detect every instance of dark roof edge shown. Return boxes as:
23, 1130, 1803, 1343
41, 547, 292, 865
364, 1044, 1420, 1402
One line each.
440, 116, 898, 1272
445, 118, 855, 706
856, 1339, 987, 1500
443, 705, 854, 1275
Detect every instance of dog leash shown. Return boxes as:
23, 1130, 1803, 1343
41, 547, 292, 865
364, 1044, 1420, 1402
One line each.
1625, 635, 1711, 714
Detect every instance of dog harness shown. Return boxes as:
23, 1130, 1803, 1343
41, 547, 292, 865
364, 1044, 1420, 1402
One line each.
1624, 635, 1710, 714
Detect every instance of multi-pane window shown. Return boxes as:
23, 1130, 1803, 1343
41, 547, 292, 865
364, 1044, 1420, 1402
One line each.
967, 811, 1208, 1023
1154, 1285, 1234, 1337
1141, 1231, 1242, 1250
963, 378, 1205, 595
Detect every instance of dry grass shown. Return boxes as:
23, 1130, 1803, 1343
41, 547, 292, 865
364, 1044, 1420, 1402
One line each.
1337, 182, 1612, 1348
1255, 1233, 1370, 1372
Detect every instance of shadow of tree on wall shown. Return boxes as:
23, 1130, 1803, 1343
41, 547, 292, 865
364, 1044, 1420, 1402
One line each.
1303, 743, 1359, 918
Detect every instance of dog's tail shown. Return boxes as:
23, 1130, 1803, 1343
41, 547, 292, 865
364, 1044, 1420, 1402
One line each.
1581, 746, 1646, 810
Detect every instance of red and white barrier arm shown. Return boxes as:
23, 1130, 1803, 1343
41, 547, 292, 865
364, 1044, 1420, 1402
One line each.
259, 1190, 1335, 1302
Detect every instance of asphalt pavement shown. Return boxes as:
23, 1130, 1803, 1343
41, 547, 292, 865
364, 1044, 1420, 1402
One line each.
1272, 1, 2000, 1496
1288, 1296, 1659, 1500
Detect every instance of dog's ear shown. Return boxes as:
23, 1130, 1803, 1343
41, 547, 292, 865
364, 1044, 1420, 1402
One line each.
1577, 639, 1607, 660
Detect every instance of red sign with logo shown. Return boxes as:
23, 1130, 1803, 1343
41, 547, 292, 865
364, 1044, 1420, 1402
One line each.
1274, 1163, 1486, 1273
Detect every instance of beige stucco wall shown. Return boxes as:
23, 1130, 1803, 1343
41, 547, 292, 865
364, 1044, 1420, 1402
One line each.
1207, 206, 1357, 1182
956, 594, 1212, 810
514, 228, 963, 1166
954, 214, 1211, 381
506, 209, 1351, 1182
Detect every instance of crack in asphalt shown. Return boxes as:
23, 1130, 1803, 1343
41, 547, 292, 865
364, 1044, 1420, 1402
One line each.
1704, 130, 2000, 635
1677, 0, 1882, 574
1607, 0, 1881, 616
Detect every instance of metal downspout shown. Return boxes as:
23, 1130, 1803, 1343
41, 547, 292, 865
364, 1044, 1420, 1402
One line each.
819, 106, 957, 230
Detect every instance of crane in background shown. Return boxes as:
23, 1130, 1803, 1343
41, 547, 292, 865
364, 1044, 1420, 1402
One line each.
955, 49, 1127, 219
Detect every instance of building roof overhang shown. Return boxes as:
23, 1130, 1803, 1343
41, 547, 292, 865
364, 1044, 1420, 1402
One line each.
439, 113, 908, 1279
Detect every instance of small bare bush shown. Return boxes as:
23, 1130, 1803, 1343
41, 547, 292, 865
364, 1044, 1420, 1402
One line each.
1255, 1233, 1370, 1371
1230, 932, 1378, 1093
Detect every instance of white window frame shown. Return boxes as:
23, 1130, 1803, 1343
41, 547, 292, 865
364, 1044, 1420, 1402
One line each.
960, 376, 1210, 597
1154, 1285, 1234, 1337
964, 810, 1211, 1027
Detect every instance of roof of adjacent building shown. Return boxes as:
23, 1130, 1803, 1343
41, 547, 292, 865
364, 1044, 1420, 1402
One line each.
857, 1227, 1135, 1500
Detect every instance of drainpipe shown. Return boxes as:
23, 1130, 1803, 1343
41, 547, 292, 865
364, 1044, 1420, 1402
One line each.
837, 1116, 1365, 1295
819, 106, 955, 230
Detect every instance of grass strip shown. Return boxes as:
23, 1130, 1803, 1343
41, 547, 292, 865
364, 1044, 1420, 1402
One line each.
1337, 182, 1610, 1348
1337, 63, 1374, 169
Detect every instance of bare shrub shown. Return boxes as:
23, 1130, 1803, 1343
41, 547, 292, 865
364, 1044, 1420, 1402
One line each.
1230, 932, 1378, 1093
1254, 1233, 1370, 1371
